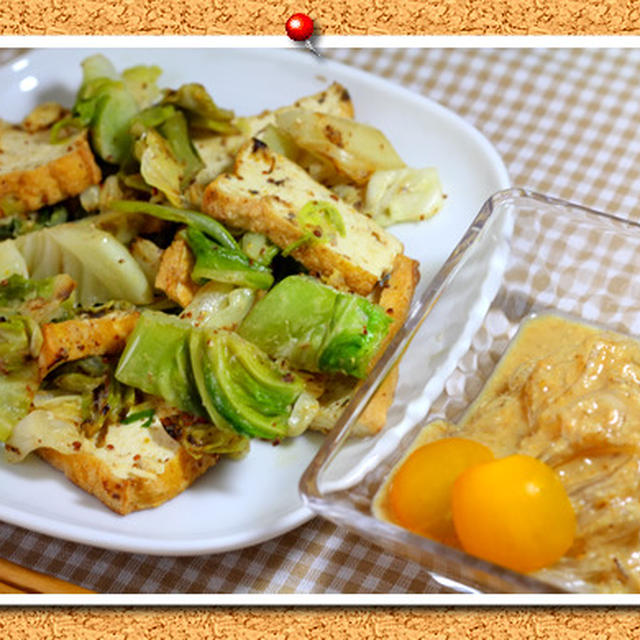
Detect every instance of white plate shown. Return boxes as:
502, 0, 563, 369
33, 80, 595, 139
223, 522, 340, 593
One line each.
0, 48, 509, 556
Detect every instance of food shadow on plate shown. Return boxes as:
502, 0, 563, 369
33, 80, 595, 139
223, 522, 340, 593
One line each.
23, 84, 75, 111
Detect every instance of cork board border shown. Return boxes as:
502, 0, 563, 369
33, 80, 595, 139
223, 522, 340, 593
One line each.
1, 0, 640, 35
1, 607, 640, 637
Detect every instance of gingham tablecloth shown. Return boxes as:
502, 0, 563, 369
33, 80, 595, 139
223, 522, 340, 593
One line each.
3, 47, 640, 594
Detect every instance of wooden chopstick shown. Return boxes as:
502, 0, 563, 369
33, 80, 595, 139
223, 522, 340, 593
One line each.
0, 557, 94, 594
0, 579, 27, 594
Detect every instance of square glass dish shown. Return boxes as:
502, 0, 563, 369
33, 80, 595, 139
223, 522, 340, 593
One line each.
300, 187, 640, 594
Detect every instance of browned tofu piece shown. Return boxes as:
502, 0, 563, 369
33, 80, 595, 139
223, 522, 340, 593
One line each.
190, 82, 356, 202
0, 123, 102, 216
154, 237, 199, 308
374, 252, 421, 359
310, 253, 420, 436
38, 310, 140, 377
202, 140, 403, 296
38, 445, 218, 516
354, 253, 420, 435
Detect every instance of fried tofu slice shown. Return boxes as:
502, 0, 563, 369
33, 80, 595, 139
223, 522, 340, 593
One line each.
38, 310, 140, 377
310, 253, 420, 436
22, 102, 69, 134
188, 82, 355, 205
37, 443, 218, 516
0, 122, 102, 217
154, 236, 199, 308
375, 252, 421, 357
202, 140, 403, 296
244, 81, 355, 134
6, 408, 218, 515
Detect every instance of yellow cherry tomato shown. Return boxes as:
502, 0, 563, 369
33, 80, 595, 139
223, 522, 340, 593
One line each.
387, 437, 494, 544
451, 454, 576, 574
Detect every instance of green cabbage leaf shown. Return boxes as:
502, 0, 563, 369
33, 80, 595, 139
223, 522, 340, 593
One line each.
239, 275, 392, 378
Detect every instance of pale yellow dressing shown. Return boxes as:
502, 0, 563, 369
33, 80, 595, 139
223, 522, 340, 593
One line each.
377, 314, 640, 592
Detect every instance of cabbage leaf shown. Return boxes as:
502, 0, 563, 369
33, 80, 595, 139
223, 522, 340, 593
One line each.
14, 223, 153, 308
276, 108, 405, 185
239, 275, 392, 378
0, 314, 39, 441
161, 83, 237, 135
184, 228, 274, 290
115, 311, 316, 440
364, 167, 444, 227
190, 329, 318, 440
115, 311, 205, 418
180, 281, 255, 331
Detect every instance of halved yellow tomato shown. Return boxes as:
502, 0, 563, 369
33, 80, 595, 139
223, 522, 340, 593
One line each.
451, 454, 576, 573
387, 437, 494, 544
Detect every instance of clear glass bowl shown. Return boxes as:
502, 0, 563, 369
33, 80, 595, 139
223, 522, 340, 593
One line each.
299, 188, 640, 594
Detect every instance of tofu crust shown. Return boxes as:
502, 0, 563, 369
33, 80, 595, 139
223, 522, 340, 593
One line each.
154, 237, 200, 308
38, 311, 141, 378
355, 253, 420, 435
37, 446, 218, 515
188, 82, 355, 208
0, 127, 102, 216
311, 253, 421, 436
375, 253, 421, 358
202, 141, 402, 296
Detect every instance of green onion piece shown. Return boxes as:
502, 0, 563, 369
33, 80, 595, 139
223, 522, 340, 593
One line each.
282, 201, 346, 257
49, 116, 85, 144
298, 200, 346, 237
158, 110, 205, 189
122, 408, 155, 427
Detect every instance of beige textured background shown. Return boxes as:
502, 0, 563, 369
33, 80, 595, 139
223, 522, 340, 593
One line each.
1, 0, 640, 34
1, 607, 640, 637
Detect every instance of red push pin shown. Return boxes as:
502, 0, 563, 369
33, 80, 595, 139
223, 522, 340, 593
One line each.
285, 13, 321, 57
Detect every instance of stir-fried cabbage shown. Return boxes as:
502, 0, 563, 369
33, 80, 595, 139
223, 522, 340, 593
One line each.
51, 55, 161, 166
180, 282, 256, 331
275, 108, 405, 185
0, 273, 76, 324
116, 311, 206, 418
184, 228, 274, 290
137, 128, 185, 207
239, 275, 392, 378
133, 107, 205, 205
0, 239, 28, 279
121, 65, 163, 109
0, 313, 40, 441
0, 205, 71, 242
45, 357, 139, 439
108, 200, 238, 250
4, 399, 82, 459
190, 329, 318, 440
256, 124, 300, 161
115, 311, 317, 440
240, 233, 279, 267
161, 83, 237, 135
0, 367, 38, 442
364, 167, 444, 227
14, 223, 153, 307
156, 110, 205, 189
0, 276, 73, 441
159, 410, 249, 459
